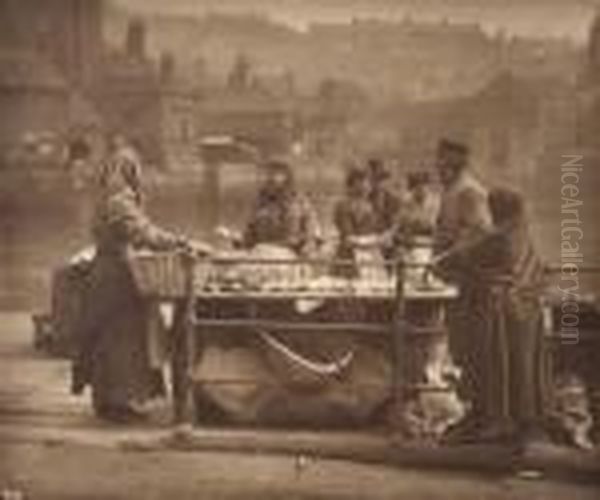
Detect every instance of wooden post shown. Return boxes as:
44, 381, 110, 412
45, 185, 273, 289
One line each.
391, 255, 406, 428
203, 159, 220, 236
173, 253, 197, 425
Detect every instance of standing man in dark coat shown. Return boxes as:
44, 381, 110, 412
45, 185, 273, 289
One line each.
433, 139, 493, 440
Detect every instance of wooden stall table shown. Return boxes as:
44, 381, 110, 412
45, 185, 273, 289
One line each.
129, 251, 459, 429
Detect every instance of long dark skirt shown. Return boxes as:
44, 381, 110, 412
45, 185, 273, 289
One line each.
480, 286, 547, 433
74, 254, 164, 414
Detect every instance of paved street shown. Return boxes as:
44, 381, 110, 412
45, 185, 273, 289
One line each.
0, 312, 599, 499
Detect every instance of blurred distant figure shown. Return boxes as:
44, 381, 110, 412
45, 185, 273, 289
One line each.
397, 171, 440, 240
333, 166, 380, 278
548, 373, 594, 450
67, 136, 92, 165
106, 134, 142, 170
367, 158, 401, 265
367, 158, 400, 234
243, 160, 321, 255
66, 135, 96, 237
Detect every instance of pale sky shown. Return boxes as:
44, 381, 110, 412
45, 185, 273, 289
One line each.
114, 0, 599, 43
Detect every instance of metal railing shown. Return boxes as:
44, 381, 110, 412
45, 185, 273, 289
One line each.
159, 254, 600, 425
170, 256, 454, 425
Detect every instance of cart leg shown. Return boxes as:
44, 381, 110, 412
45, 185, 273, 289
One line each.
183, 295, 198, 424
172, 300, 197, 425
390, 259, 406, 430
391, 323, 406, 429
174, 254, 200, 426
171, 301, 187, 424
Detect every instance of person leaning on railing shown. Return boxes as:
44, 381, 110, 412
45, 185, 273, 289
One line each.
71, 135, 209, 423
432, 139, 493, 441
456, 187, 548, 446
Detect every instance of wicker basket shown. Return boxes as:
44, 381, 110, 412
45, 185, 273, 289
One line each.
129, 252, 192, 298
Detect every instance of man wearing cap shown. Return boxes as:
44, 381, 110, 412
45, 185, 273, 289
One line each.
243, 159, 321, 255
434, 139, 492, 256
433, 138, 493, 441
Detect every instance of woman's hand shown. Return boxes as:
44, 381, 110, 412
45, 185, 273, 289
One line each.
187, 239, 214, 258
215, 225, 245, 249
173, 236, 212, 258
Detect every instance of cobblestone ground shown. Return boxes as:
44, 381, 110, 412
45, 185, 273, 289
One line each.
1, 312, 598, 500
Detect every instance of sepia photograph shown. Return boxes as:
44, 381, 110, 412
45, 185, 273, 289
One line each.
0, 0, 599, 498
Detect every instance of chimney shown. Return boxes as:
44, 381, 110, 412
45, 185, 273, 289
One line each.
159, 52, 175, 84
126, 17, 146, 60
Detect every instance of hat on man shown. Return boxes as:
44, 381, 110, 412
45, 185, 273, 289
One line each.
346, 165, 369, 188
436, 138, 470, 173
367, 157, 390, 181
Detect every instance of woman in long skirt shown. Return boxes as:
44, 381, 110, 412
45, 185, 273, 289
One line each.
73, 140, 189, 422
468, 188, 548, 444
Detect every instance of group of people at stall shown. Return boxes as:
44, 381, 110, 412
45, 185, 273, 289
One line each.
240, 154, 440, 269
239, 139, 551, 445
432, 140, 549, 446
70, 133, 584, 449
